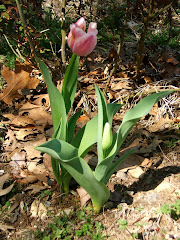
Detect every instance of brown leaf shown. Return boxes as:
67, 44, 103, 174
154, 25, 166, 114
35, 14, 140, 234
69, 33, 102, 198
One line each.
0, 60, 40, 105
0, 173, 14, 197
43, 154, 55, 178
166, 56, 179, 65
19, 102, 52, 126
111, 79, 131, 90
77, 187, 91, 208
23, 135, 46, 160
25, 184, 49, 194
11, 151, 26, 168
0, 224, 15, 232
33, 94, 50, 107
3, 113, 35, 127
4, 129, 17, 152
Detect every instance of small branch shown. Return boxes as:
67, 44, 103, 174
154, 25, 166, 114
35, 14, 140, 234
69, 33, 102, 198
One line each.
15, 0, 37, 60
3, 34, 25, 62
104, 0, 130, 93
136, 0, 173, 79
61, 0, 66, 66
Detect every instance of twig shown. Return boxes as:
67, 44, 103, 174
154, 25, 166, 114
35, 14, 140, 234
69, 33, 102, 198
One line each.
158, 144, 173, 164
3, 34, 25, 62
61, 0, 66, 66
45, 33, 56, 57
15, 0, 37, 60
104, 0, 130, 94
136, 0, 173, 79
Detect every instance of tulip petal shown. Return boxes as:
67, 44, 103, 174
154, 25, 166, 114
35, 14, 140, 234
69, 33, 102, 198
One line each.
72, 33, 97, 56
68, 18, 97, 56
76, 17, 86, 31
73, 27, 86, 38
88, 22, 98, 35
67, 31, 74, 49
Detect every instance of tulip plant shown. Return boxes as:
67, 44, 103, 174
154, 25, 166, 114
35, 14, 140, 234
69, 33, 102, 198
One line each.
36, 18, 174, 213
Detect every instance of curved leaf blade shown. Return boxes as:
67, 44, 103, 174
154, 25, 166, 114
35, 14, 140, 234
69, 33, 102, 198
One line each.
38, 59, 67, 140
62, 54, 79, 114
36, 139, 110, 211
67, 110, 82, 143
95, 90, 174, 182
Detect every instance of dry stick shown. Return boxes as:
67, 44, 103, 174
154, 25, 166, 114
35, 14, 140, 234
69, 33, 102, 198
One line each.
61, 0, 66, 66
104, 0, 130, 94
3, 34, 25, 62
15, 0, 37, 61
136, 0, 155, 79
136, 0, 173, 79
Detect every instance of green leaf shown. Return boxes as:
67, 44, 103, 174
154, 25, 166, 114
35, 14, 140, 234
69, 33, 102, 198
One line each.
51, 158, 61, 185
38, 59, 67, 140
72, 116, 98, 157
95, 84, 108, 162
104, 149, 134, 184
62, 54, 79, 114
114, 90, 175, 152
67, 110, 82, 143
36, 139, 109, 212
95, 90, 174, 183
72, 102, 122, 158
107, 103, 123, 126
36, 139, 78, 161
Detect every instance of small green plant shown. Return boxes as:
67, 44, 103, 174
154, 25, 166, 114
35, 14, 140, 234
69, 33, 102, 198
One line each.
166, 138, 180, 149
39, 190, 52, 199
135, 207, 144, 212
118, 219, 128, 230
33, 207, 106, 239
160, 200, 180, 220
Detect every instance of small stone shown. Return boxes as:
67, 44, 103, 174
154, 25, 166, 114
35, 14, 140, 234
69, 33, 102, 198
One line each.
155, 181, 174, 193
146, 192, 159, 203
128, 167, 144, 179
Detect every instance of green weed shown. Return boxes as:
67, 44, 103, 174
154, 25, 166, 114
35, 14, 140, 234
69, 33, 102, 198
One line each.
166, 138, 180, 149
160, 200, 180, 220
118, 219, 128, 230
33, 207, 106, 239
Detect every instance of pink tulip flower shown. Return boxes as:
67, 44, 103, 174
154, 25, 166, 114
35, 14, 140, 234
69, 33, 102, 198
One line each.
68, 17, 98, 56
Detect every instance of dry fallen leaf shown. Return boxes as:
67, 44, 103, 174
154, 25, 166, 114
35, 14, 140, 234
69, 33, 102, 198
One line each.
77, 186, 91, 208
25, 184, 49, 194
166, 56, 179, 65
23, 135, 46, 160
0, 224, 15, 232
30, 200, 47, 219
4, 129, 17, 152
19, 102, 52, 126
111, 79, 131, 90
0, 173, 14, 197
0, 60, 39, 105
3, 113, 35, 127
33, 94, 50, 107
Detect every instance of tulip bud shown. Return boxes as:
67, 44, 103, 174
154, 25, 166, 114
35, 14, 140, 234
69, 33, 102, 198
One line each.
102, 122, 113, 150
67, 17, 98, 56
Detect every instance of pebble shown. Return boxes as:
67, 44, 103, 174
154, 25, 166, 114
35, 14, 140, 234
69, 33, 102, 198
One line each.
146, 192, 159, 203
128, 166, 144, 179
